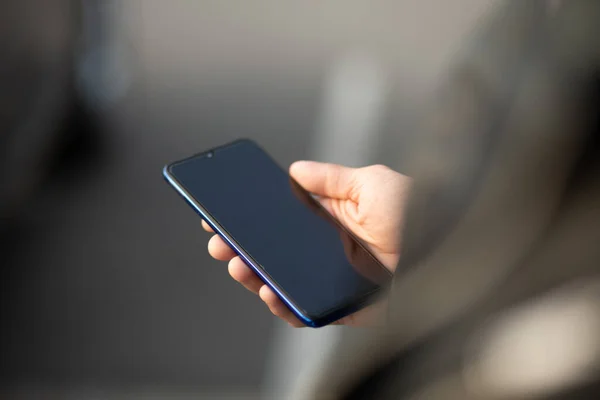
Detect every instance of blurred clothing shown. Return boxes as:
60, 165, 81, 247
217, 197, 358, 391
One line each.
311, 1, 600, 399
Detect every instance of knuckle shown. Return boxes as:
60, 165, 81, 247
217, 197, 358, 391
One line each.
367, 164, 391, 174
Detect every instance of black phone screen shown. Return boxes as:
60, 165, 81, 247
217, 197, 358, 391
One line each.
167, 139, 391, 321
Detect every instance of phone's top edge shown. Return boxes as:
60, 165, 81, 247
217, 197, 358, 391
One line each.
163, 138, 258, 172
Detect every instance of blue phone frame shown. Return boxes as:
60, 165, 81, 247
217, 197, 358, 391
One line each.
163, 139, 388, 327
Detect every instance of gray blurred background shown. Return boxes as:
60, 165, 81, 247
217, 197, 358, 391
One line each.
0, 0, 494, 397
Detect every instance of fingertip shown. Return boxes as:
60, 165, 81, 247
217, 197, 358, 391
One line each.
259, 284, 273, 302
258, 287, 304, 327
262, 292, 285, 317
289, 320, 306, 328
228, 257, 263, 294
228, 257, 246, 280
289, 160, 313, 178
259, 285, 282, 311
207, 235, 235, 261
201, 220, 214, 232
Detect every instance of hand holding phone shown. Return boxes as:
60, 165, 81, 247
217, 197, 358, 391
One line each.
164, 139, 409, 327
207, 159, 409, 326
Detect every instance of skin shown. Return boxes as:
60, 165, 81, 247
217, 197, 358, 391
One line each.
204, 161, 411, 327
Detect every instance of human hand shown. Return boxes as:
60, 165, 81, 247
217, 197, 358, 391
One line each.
204, 161, 410, 327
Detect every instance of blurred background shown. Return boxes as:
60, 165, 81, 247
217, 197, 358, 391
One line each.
0, 0, 495, 398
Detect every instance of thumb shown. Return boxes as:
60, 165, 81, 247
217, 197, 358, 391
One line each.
289, 161, 357, 199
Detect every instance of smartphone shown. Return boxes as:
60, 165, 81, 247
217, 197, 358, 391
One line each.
163, 139, 392, 327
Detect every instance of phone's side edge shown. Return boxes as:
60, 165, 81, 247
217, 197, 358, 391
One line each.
162, 165, 320, 328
